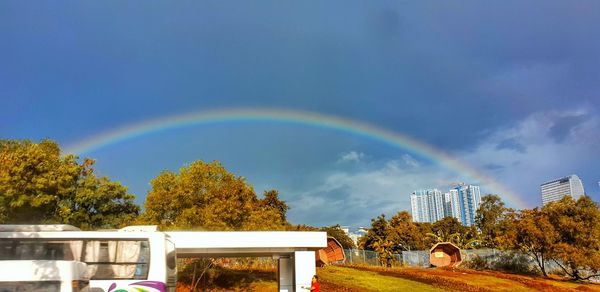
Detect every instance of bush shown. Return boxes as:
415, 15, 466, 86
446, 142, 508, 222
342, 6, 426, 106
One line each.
463, 254, 489, 270
493, 253, 538, 275
463, 251, 539, 275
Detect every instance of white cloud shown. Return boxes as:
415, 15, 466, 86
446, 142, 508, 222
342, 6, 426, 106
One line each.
338, 151, 365, 163
460, 107, 600, 207
402, 154, 421, 167
285, 107, 600, 227
286, 158, 457, 227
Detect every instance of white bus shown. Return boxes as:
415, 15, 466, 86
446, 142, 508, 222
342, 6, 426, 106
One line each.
0, 260, 89, 292
0, 225, 177, 292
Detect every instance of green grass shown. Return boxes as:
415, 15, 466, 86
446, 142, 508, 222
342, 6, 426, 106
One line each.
318, 266, 444, 292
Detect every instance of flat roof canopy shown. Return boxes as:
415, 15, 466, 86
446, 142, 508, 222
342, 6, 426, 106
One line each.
165, 231, 327, 258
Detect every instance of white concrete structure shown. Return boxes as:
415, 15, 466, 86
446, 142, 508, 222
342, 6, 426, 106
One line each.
165, 231, 326, 292
541, 174, 585, 206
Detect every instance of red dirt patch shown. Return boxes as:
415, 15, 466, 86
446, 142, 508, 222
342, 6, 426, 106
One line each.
320, 280, 368, 292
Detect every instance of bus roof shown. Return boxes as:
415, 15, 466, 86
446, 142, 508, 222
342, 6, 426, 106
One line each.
0, 225, 81, 232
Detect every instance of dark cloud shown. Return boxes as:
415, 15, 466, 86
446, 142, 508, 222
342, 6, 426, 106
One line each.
484, 164, 506, 172
496, 138, 527, 153
549, 114, 589, 142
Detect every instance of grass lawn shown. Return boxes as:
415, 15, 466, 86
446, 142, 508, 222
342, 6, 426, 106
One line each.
176, 265, 600, 291
347, 265, 600, 292
318, 265, 444, 292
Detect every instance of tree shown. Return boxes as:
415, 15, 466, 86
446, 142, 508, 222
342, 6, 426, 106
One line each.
544, 196, 600, 280
475, 194, 507, 248
428, 217, 465, 242
358, 214, 389, 250
321, 225, 356, 249
425, 217, 480, 249
0, 139, 139, 229
504, 208, 558, 277
139, 160, 288, 231
387, 211, 426, 251
415, 222, 435, 248
372, 236, 395, 267
359, 214, 401, 266
261, 189, 289, 222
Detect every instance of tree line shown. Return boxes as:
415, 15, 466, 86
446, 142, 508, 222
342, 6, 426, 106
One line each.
0, 139, 290, 230
0, 139, 355, 247
358, 193, 600, 280
3, 139, 598, 280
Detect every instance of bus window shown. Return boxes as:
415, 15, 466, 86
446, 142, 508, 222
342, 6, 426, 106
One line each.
0, 238, 151, 281
0, 240, 79, 261
83, 240, 150, 280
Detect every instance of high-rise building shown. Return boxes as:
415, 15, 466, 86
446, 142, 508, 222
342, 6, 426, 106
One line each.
454, 184, 481, 226
540, 175, 585, 206
410, 189, 444, 223
443, 190, 461, 222
410, 184, 481, 225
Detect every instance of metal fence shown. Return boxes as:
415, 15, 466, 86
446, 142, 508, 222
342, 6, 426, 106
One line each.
339, 248, 599, 282
343, 248, 502, 268
342, 249, 382, 266
400, 250, 430, 267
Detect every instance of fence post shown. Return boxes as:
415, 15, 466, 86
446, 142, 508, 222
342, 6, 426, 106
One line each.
349, 249, 353, 264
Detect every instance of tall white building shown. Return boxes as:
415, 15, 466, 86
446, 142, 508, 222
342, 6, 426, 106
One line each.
410, 184, 481, 226
541, 175, 585, 206
454, 184, 481, 226
443, 190, 461, 222
410, 189, 444, 223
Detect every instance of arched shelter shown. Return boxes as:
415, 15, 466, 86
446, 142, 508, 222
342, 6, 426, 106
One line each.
315, 237, 345, 266
429, 242, 462, 267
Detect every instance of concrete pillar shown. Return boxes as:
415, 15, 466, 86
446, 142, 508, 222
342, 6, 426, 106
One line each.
278, 256, 294, 292
294, 251, 316, 292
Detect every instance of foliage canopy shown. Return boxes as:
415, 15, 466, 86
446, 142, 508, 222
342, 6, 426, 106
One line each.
0, 139, 139, 229
140, 160, 288, 231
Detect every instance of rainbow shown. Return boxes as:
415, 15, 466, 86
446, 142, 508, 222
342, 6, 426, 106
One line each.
64, 108, 525, 208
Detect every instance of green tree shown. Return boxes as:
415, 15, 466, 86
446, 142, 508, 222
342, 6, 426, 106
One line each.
503, 208, 557, 277
544, 196, 600, 280
475, 194, 508, 248
359, 214, 401, 266
372, 236, 395, 267
0, 139, 139, 229
387, 211, 425, 251
321, 225, 356, 249
426, 217, 479, 249
140, 160, 288, 231
261, 189, 289, 222
415, 222, 435, 248
358, 214, 389, 250
427, 217, 465, 242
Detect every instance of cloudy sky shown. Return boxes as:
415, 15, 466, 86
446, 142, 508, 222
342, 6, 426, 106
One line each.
1, 1, 599, 228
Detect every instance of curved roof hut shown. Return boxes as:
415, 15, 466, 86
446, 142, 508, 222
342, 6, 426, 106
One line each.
429, 242, 462, 267
315, 237, 345, 267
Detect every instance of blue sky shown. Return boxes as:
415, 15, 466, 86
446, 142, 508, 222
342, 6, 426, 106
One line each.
1, 1, 599, 228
